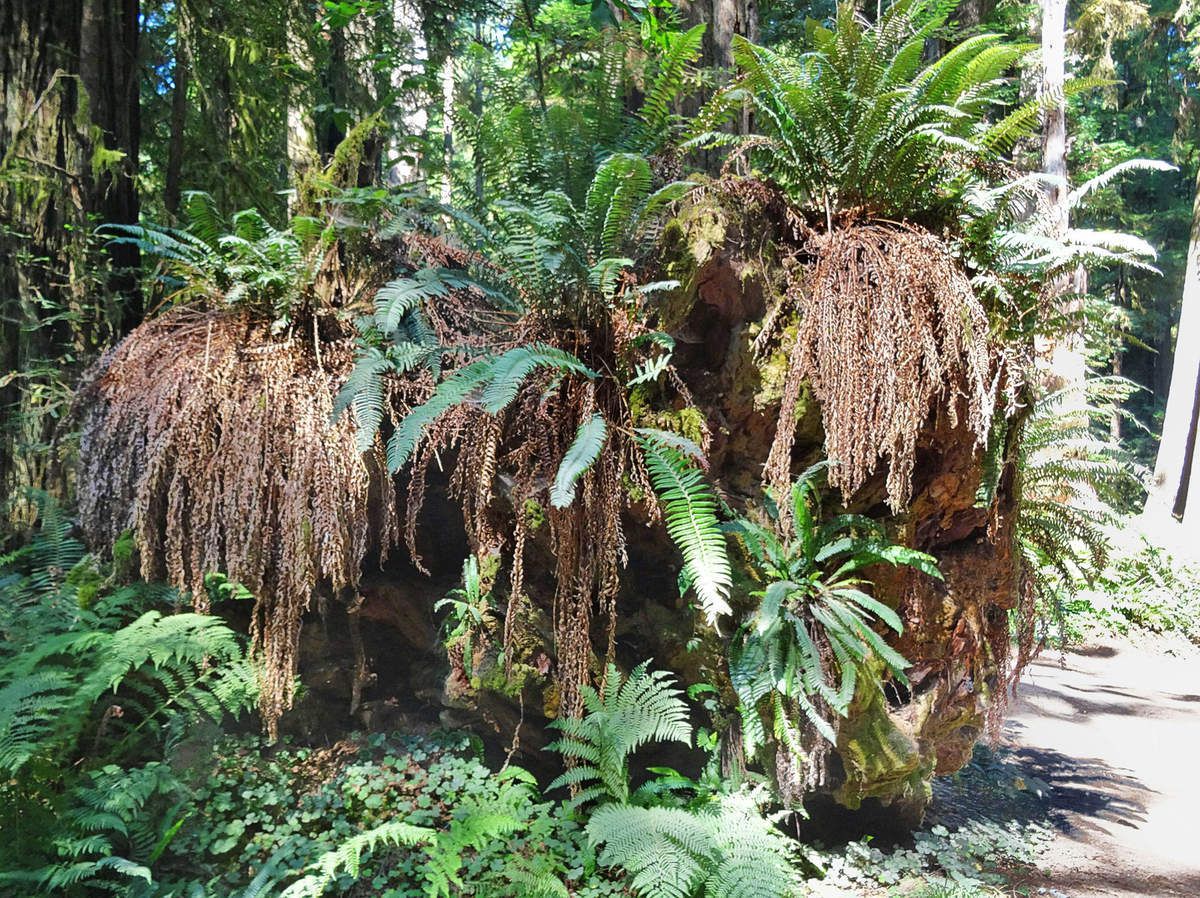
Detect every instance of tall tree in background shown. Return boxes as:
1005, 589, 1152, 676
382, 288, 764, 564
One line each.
1145, 168, 1200, 530
1039, 0, 1088, 388
0, 0, 140, 515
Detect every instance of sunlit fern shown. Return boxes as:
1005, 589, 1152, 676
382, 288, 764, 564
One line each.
726, 465, 940, 751
100, 190, 328, 324
690, 0, 1100, 222
546, 661, 692, 807
1014, 378, 1146, 624
587, 792, 800, 898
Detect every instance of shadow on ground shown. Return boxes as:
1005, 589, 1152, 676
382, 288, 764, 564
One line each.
1009, 745, 1151, 836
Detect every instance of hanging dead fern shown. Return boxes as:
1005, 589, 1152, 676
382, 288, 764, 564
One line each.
77, 307, 399, 735
764, 223, 996, 512
391, 309, 700, 718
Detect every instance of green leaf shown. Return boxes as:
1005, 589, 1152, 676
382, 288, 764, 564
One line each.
550, 414, 609, 508
638, 434, 732, 623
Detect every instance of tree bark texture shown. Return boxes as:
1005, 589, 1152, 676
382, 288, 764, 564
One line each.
165, 5, 191, 215
1037, 0, 1087, 389
0, 0, 140, 515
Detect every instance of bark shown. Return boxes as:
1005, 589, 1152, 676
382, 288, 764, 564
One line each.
0, 0, 140, 514
1144, 166, 1200, 529
1038, 0, 1087, 389
285, 2, 318, 184
676, 0, 759, 160
440, 55, 454, 205
387, 0, 428, 185
165, 6, 191, 216
677, 0, 758, 72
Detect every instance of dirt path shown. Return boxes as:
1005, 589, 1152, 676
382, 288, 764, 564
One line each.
1005, 640, 1200, 898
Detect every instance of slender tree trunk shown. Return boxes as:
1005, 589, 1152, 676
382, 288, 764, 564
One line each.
677, 0, 759, 165
1038, 0, 1087, 389
285, 2, 318, 185
1144, 167, 1200, 532
711, 0, 758, 70
387, 0, 427, 184
470, 18, 484, 207
441, 55, 454, 205
165, 6, 190, 215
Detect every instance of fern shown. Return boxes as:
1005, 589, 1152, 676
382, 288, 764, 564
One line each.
279, 767, 552, 898
384, 347, 597, 472
638, 432, 733, 623
0, 506, 260, 893
586, 792, 798, 898
100, 190, 328, 322
1015, 378, 1146, 633
625, 24, 707, 156
726, 467, 940, 754
551, 414, 610, 508
692, 0, 1055, 221
547, 662, 691, 807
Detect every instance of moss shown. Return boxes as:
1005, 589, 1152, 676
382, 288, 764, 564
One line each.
522, 498, 546, 531
654, 187, 732, 332
112, 529, 137, 580
754, 329, 795, 411
90, 143, 126, 181
621, 473, 647, 504
295, 113, 383, 214
834, 680, 933, 811
629, 384, 707, 446
65, 559, 105, 610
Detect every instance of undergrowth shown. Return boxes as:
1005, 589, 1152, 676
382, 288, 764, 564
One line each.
1054, 531, 1200, 647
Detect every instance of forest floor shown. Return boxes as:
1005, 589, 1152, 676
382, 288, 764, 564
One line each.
1003, 636, 1200, 898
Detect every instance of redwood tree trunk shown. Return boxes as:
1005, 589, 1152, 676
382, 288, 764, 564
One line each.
0, 0, 140, 514
165, 5, 190, 215
1037, 0, 1086, 389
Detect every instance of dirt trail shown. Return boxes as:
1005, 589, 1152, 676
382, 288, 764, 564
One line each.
1006, 640, 1200, 898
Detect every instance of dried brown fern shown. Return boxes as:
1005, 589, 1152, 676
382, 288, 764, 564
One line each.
765, 223, 995, 512
77, 308, 399, 735
396, 312, 668, 718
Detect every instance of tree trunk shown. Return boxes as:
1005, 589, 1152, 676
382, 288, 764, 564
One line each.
285, 2, 319, 185
0, 0, 140, 519
165, 5, 191, 216
440, 55, 454, 205
1037, 0, 1087, 389
387, 0, 428, 185
1144, 167, 1200, 532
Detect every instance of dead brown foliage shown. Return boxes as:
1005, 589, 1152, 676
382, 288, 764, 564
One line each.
77, 307, 399, 735
402, 309, 681, 718
765, 223, 995, 512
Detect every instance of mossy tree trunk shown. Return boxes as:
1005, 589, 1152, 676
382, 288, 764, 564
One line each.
0, 0, 140, 520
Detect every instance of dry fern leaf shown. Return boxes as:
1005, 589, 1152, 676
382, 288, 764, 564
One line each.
765, 223, 996, 512
77, 307, 399, 736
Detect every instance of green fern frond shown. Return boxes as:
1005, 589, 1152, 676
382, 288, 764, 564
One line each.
638, 434, 732, 623
551, 414, 610, 508
547, 662, 690, 805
